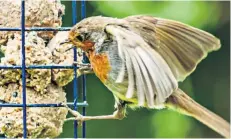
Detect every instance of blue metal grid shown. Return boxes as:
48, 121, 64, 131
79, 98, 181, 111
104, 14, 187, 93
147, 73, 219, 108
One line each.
0, 0, 87, 138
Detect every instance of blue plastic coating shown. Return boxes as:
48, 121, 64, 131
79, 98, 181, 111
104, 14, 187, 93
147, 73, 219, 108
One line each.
0, 65, 76, 69
0, 102, 88, 107
81, 0, 87, 138
21, 0, 27, 137
0, 27, 71, 31
72, 1, 78, 138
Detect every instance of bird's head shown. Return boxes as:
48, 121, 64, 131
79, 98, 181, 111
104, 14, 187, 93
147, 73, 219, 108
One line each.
68, 16, 117, 52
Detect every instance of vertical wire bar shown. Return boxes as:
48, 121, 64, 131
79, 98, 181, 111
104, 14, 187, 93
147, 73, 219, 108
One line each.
21, 0, 27, 137
72, 1, 78, 138
81, 0, 87, 138
82, 72, 87, 138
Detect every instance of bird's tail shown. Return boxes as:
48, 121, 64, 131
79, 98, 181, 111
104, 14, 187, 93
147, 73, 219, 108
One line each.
165, 88, 230, 138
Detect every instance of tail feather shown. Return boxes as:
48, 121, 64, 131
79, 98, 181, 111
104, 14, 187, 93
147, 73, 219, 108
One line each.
165, 88, 230, 138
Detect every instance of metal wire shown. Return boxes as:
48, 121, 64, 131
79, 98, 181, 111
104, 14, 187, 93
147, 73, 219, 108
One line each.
0, 102, 88, 107
81, 1, 87, 137
0, 27, 72, 31
0, 0, 87, 138
21, 1, 27, 137
72, 0, 79, 138
0, 65, 75, 69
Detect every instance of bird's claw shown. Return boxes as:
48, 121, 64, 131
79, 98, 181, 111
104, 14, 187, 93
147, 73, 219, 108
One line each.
65, 115, 84, 126
62, 103, 84, 126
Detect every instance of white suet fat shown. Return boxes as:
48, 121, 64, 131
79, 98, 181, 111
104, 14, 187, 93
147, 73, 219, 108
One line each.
0, 31, 85, 91
0, 83, 68, 138
0, 32, 52, 93
0, 0, 65, 46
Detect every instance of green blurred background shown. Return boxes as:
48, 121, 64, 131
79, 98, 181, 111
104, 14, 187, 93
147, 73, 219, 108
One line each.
60, 1, 230, 138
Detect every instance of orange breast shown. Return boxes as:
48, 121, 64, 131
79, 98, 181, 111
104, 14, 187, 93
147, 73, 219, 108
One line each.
88, 51, 111, 83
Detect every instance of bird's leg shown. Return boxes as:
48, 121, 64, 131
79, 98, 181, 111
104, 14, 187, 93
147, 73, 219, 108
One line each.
62, 104, 84, 125
64, 101, 126, 124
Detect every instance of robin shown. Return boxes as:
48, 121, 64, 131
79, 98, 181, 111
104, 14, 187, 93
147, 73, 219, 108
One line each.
65, 15, 230, 137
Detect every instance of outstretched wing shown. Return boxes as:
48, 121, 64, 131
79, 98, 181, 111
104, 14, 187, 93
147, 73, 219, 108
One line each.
105, 23, 178, 108
124, 15, 221, 81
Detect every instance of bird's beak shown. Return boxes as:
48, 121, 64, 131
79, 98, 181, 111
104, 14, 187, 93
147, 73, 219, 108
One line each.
63, 38, 85, 52
68, 31, 95, 52
68, 31, 85, 48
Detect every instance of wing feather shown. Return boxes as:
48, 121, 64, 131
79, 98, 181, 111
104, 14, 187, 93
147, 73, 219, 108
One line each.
105, 24, 178, 107
124, 15, 221, 81
126, 48, 146, 106
131, 47, 156, 107
156, 19, 219, 51
115, 61, 126, 83
124, 47, 135, 99
103, 16, 220, 107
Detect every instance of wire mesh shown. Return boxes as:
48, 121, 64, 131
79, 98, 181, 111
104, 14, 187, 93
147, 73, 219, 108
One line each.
0, 0, 87, 138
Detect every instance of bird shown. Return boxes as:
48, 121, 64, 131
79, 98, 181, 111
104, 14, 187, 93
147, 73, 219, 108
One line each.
65, 15, 230, 138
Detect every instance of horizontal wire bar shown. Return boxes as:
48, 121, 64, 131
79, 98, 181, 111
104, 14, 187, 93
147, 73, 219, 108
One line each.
0, 102, 88, 107
0, 27, 72, 31
26, 27, 72, 31
0, 28, 21, 31
0, 65, 79, 69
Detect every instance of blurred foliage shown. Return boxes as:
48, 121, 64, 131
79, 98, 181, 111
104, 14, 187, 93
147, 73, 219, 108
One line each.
60, 1, 230, 138
90, 1, 221, 29
152, 110, 191, 137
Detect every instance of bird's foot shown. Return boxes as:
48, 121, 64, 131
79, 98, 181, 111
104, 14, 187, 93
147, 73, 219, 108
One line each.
62, 103, 84, 126
65, 108, 125, 124
63, 102, 126, 125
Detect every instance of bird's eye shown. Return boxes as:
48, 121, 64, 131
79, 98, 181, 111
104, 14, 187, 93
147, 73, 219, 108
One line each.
76, 35, 84, 42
